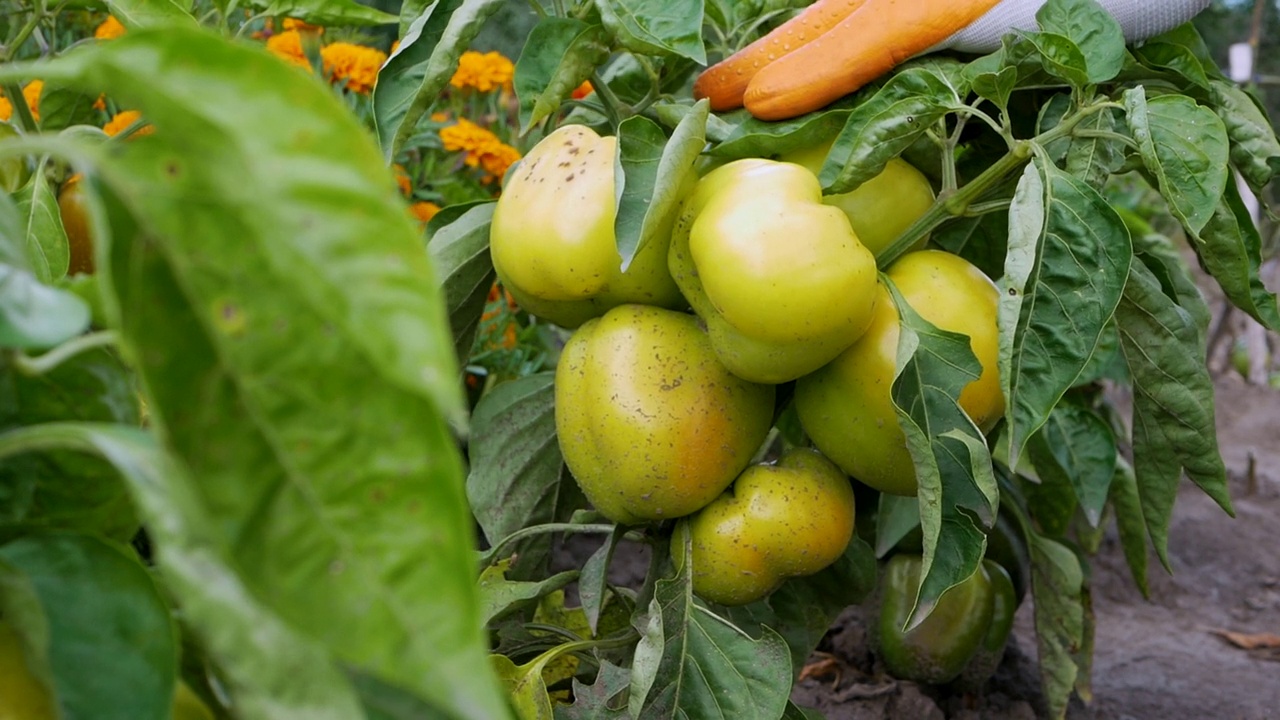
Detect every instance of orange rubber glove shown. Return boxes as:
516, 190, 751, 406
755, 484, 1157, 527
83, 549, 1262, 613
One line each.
695, 0, 1210, 121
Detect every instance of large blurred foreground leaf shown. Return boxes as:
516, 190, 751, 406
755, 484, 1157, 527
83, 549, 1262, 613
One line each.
0, 423, 364, 720
5, 27, 506, 720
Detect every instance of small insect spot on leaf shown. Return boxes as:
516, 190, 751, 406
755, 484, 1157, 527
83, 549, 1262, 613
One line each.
165, 161, 181, 178
1008, 287, 1018, 296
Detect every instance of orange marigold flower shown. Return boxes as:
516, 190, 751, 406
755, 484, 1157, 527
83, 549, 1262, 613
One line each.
266, 29, 310, 69
282, 18, 323, 33
103, 110, 154, 137
94, 16, 126, 40
93, 94, 107, 111
0, 81, 43, 123
320, 42, 387, 94
479, 142, 521, 181
409, 201, 441, 227
449, 50, 514, 93
439, 118, 500, 158
571, 80, 593, 100
393, 164, 412, 196
439, 119, 522, 180
430, 111, 450, 122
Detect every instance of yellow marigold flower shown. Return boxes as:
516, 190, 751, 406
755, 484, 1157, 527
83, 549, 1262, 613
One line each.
410, 201, 441, 226
480, 142, 521, 181
94, 16, 126, 40
266, 30, 310, 69
571, 80, 593, 100
390, 39, 401, 55
449, 50, 513, 93
93, 94, 107, 111
430, 111, 450, 122
103, 110, 154, 137
282, 18, 323, 33
321, 42, 387, 95
0, 81, 43, 123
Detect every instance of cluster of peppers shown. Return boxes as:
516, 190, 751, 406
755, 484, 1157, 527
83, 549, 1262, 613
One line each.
487, 120, 1017, 685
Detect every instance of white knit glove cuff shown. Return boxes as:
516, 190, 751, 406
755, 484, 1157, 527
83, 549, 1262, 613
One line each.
939, 0, 1211, 54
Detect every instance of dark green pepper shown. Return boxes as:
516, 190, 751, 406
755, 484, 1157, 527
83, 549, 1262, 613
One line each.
953, 560, 1017, 690
877, 555, 1016, 685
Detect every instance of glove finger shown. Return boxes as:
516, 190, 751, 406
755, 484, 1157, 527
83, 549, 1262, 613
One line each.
938, 0, 1210, 54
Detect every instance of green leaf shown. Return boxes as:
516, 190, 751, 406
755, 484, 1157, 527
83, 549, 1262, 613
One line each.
579, 527, 623, 635
1108, 456, 1148, 598
13, 160, 70, 284
886, 280, 998, 629
613, 100, 706, 270
783, 704, 826, 720
1035, 0, 1125, 84
1123, 87, 1230, 237
966, 63, 1017, 113
704, 98, 855, 160
1026, 404, 1116, 529
1028, 532, 1084, 720
930, 208, 1009, 282
0, 265, 91, 351
0, 423, 368, 719
1022, 32, 1089, 89
823, 67, 966, 194
873, 494, 920, 559
492, 652, 559, 720
103, 0, 196, 28
629, 531, 792, 719
34, 27, 504, 719
556, 659, 630, 720
718, 536, 877, 675
0, 533, 175, 720
1064, 108, 1125, 189
1209, 80, 1280, 193
998, 159, 1130, 468
426, 201, 497, 363
599, 53, 698, 109
1195, 180, 1280, 331
593, 0, 706, 64
964, 35, 1057, 110
1128, 22, 1222, 90
31, 84, 101, 133
467, 373, 585, 576
477, 560, 578, 627
374, 0, 507, 159
0, 348, 139, 543
249, 0, 398, 26
0, 190, 89, 349
351, 671, 456, 720
1116, 258, 1232, 569
515, 18, 610, 133
1131, 39, 1211, 91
